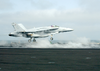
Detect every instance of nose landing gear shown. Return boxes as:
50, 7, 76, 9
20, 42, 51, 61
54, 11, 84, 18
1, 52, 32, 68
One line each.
50, 37, 53, 40
50, 34, 53, 40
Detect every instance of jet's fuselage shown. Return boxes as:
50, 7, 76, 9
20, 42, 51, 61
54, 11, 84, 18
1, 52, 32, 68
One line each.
9, 24, 73, 39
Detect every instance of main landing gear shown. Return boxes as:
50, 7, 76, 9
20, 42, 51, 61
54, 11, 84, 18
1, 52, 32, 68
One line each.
33, 38, 36, 42
28, 38, 36, 43
50, 34, 53, 40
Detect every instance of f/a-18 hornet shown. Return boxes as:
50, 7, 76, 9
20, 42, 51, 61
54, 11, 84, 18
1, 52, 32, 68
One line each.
9, 23, 73, 42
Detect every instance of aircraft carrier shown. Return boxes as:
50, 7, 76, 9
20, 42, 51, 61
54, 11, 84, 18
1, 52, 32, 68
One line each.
0, 40, 100, 71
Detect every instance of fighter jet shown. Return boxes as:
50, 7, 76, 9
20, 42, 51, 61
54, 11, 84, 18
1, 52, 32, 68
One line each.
9, 23, 73, 42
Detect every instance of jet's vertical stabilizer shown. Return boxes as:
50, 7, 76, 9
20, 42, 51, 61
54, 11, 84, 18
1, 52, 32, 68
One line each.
12, 23, 27, 31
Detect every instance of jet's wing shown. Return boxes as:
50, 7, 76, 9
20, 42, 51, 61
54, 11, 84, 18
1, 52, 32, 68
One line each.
18, 27, 59, 33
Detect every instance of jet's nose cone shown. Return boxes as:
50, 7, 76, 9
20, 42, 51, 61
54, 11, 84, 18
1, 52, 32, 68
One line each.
70, 29, 74, 31
67, 28, 74, 31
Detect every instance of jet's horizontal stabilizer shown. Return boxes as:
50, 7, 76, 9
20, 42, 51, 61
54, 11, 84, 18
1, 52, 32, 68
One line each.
12, 23, 27, 32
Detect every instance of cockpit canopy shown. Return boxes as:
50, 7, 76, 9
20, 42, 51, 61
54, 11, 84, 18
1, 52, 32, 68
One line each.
51, 25, 59, 27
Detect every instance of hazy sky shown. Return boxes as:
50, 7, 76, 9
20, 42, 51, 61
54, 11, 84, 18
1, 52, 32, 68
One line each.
0, 0, 100, 40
